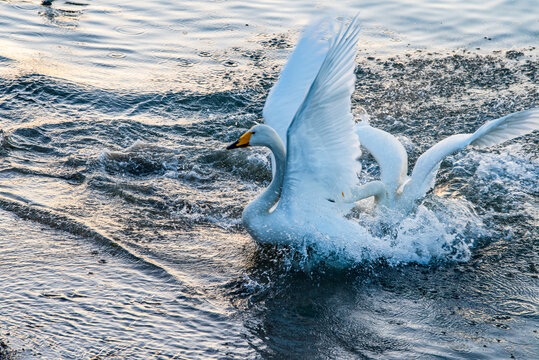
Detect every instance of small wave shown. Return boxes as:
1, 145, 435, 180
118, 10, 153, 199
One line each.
0, 54, 13, 63
0, 165, 85, 185
0, 74, 256, 124
500, 299, 539, 317
114, 25, 147, 36
202, 148, 271, 183
0, 194, 182, 284
1, 126, 57, 154
99, 140, 180, 177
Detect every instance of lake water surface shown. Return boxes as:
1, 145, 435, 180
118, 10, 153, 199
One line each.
0, 0, 538, 359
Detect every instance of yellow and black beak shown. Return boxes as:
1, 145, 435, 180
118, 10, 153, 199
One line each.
226, 131, 252, 150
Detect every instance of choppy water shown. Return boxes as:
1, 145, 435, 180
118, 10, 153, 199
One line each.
0, 0, 538, 359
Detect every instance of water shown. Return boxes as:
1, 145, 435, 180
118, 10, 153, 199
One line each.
0, 0, 538, 359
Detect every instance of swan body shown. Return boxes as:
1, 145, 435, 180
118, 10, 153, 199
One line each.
226, 15, 539, 247
228, 123, 370, 246
227, 16, 367, 246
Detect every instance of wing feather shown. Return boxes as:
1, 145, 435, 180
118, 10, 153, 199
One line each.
279, 15, 362, 206
469, 108, 539, 147
263, 17, 333, 148
402, 108, 539, 204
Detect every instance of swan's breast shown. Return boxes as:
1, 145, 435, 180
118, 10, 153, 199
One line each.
242, 202, 366, 247
242, 206, 290, 245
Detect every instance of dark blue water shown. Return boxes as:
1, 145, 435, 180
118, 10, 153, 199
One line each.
0, 1, 538, 359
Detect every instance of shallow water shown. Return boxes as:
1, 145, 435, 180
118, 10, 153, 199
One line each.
0, 0, 538, 359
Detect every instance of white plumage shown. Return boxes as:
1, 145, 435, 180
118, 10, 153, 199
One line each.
356, 108, 539, 211
227, 15, 539, 247
281, 15, 361, 205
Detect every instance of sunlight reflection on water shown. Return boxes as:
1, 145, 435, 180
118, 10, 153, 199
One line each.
0, 0, 537, 90
0, 1, 537, 359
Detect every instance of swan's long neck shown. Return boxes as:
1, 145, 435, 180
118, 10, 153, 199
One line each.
243, 133, 286, 223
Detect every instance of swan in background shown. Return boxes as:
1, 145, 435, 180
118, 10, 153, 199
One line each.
355, 107, 539, 212
226, 14, 539, 247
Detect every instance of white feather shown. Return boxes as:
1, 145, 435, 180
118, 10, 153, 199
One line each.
355, 123, 408, 197
279, 15, 362, 206
402, 108, 539, 205
263, 16, 333, 149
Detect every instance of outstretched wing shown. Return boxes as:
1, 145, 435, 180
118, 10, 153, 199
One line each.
468, 107, 539, 147
402, 108, 539, 203
279, 15, 362, 207
355, 123, 408, 195
263, 17, 333, 148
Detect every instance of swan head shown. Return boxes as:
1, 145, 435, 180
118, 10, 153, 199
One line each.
226, 124, 279, 149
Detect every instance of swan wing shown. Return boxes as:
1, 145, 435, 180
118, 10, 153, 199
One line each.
355, 123, 408, 194
468, 107, 539, 147
403, 108, 539, 203
279, 15, 362, 206
263, 17, 333, 148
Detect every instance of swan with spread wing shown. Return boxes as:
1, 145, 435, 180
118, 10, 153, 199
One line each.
354, 108, 539, 212
227, 15, 369, 246
226, 15, 539, 246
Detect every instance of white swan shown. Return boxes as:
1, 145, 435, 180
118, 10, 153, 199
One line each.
354, 107, 539, 211
226, 15, 539, 248
226, 15, 370, 246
